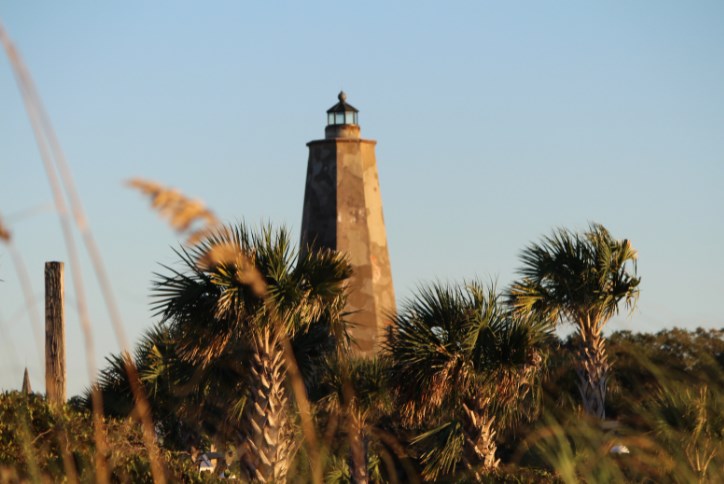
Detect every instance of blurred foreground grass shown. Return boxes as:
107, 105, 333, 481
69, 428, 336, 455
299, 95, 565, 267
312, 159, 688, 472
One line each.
1, 328, 721, 483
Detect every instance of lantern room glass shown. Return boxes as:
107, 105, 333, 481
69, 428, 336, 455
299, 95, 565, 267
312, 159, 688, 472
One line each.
328, 111, 358, 126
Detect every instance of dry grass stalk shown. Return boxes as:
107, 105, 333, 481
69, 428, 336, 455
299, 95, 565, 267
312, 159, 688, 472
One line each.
0, 215, 10, 242
127, 178, 220, 244
279, 333, 323, 484
0, 214, 44, 360
1, 23, 111, 482
1, 22, 165, 483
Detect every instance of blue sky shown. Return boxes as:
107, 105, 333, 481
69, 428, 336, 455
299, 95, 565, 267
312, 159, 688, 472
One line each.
1, 1, 723, 395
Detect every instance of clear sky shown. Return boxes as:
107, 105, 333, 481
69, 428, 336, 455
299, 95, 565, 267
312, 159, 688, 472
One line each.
1, 1, 723, 396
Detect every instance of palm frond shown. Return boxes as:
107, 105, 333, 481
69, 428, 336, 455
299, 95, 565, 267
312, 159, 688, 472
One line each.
414, 420, 466, 481
509, 223, 640, 331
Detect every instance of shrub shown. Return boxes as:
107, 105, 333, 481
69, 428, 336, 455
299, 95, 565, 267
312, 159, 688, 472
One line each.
0, 391, 201, 482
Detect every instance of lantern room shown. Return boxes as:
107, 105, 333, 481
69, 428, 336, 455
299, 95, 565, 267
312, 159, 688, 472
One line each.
326, 91, 358, 126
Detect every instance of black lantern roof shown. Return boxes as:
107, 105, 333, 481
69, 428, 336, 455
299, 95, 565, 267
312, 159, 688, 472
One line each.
327, 91, 358, 114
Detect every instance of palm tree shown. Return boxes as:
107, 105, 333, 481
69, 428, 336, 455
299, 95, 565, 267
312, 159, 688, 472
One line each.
152, 222, 351, 482
385, 281, 550, 480
509, 223, 640, 420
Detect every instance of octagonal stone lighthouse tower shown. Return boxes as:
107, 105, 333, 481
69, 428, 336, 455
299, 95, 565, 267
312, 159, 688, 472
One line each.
300, 92, 396, 355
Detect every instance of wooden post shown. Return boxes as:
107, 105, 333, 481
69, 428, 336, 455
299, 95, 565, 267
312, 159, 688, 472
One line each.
45, 261, 66, 404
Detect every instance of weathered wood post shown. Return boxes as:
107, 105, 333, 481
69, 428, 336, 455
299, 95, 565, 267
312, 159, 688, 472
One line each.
45, 261, 66, 404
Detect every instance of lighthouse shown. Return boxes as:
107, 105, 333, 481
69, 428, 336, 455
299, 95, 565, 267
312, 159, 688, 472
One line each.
300, 92, 396, 355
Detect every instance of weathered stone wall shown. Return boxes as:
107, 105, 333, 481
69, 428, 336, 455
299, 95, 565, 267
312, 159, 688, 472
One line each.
359, 141, 396, 348
300, 135, 395, 355
300, 142, 337, 250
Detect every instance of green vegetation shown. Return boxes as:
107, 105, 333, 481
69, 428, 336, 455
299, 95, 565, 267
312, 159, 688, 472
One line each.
509, 329, 724, 483
1, 223, 722, 483
0, 392, 199, 482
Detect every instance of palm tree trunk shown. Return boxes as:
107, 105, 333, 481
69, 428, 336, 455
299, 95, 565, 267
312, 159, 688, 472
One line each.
348, 411, 369, 484
462, 402, 499, 474
575, 328, 609, 420
240, 327, 293, 483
